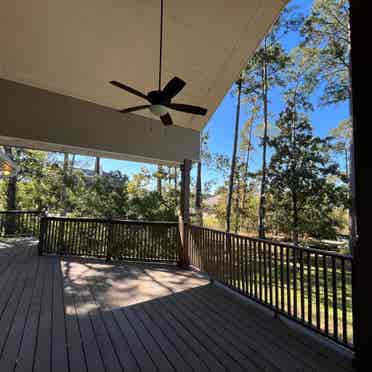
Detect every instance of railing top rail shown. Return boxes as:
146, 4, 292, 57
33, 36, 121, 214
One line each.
0, 210, 41, 214
189, 224, 352, 260
43, 216, 178, 226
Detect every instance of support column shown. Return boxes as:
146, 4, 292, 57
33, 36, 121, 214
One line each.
179, 159, 191, 268
349, 1, 371, 369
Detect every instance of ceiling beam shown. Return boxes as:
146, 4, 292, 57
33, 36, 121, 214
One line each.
0, 78, 199, 165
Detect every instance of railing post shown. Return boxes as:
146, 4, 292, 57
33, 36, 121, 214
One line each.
106, 218, 113, 261
38, 212, 47, 256
57, 219, 66, 256
349, 1, 371, 369
178, 159, 191, 268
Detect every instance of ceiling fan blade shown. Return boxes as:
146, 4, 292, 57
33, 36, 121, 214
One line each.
110, 81, 150, 101
119, 105, 151, 113
167, 103, 208, 116
160, 113, 173, 126
162, 77, 186, 99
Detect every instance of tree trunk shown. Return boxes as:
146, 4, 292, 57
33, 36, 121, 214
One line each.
258, 39, 268, 238
195, 161, 203, 226
349, 141, 357, 254
174, 166, 178, 192
61, 153, 69, 216
242, 121, 254, 232
347, 59, 356, 255
6, 174, 17, 210
94, 157, 101, 175
226, 77, 242, 232
4, 147, 17, 211
234, 165, 241, 233
292, 190, 299, 245
157, 165, 162, 196
4, 147, 17, 235
290, 85, 299, 244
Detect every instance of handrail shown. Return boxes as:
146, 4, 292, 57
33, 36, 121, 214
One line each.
189, 224, 352, 259
45, 216, 178, 225
0, 210, 41, 214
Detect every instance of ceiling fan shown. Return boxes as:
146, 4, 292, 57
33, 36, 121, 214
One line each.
109, 0, 208, 126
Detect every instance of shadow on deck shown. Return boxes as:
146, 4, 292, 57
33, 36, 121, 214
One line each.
0, 238, 353, 371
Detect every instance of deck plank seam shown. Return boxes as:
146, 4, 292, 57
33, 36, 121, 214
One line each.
0, 256, 39, 369
121, 308, 163, 372
87, 287, 142, 372
84, 279, 126, 372
70, 275, 89, 372
130, 306, 189, 372
199, 286, 346, 372
164, 295, 251, 372
140, 302, 203, 372
156, 297, 228, 372
31, 258, 48, 372
150, 299, 224, 372
0, 256, 34, 358
187, 287, 308, 372
13, 257, 42, 372
175, 290, 282, 372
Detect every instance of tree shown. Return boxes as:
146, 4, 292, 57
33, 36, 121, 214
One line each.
154, 165, 165, 196
301, 0, 354, 248
268, 100, 346, 243
301, 0, 350, 105
60, 153, 69, 215
4, 147, 17, 211
226, 77, 243, 232
195, 131, 211, 226
94, 157, 101, 175
330, 118, 352, 179
242, 8, 299, 237
1, 147, 45, 233
79, 170, 129, 218
235, 98, 260, 233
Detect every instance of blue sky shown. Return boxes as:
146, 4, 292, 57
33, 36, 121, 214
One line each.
70, 0, 349, 192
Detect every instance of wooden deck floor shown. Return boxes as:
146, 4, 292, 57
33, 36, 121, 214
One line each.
0, 238, 353, 372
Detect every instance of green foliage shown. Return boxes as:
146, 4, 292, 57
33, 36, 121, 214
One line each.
329, 118, 352, 179
301, 0, 350, 105
77, 171, 129, 218
0, 148, 178, 222
267, 101, 348, 240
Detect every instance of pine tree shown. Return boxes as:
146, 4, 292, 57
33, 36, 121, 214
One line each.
241, 7, 301, 237
268, 101, 347, 242
226, 77, 243, 232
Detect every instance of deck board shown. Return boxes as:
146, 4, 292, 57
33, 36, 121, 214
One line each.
0, 253, 39, 371
0, 238, 354, 372
33, 257, 54, 372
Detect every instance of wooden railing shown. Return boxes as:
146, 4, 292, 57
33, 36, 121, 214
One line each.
188, 225, 353, 349
1, 211, 353, 348
39, 216, 181, 263
0, 210, 41, 237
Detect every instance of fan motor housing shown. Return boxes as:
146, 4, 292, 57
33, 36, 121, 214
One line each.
147, 90, 170, 105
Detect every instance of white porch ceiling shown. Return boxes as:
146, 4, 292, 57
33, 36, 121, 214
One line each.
0, 0, 287, 131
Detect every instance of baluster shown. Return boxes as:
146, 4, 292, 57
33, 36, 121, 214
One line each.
332, 256, 338, 340
315, 253, 320, 330
341, 257, 347, 344
307, 251, 312, 326
323, 255, 329, 336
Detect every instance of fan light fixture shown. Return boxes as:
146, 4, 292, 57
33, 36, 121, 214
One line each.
149, 104, 168, 117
